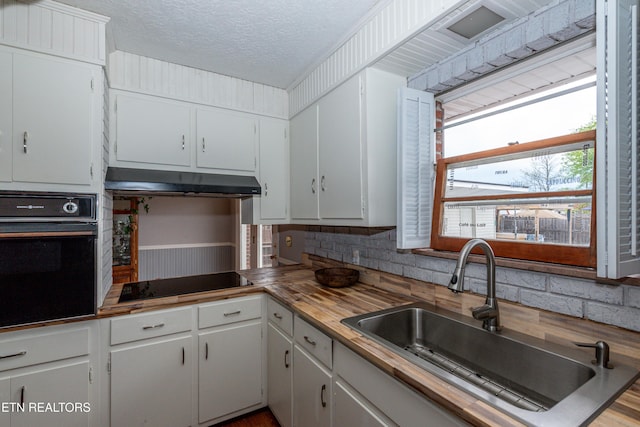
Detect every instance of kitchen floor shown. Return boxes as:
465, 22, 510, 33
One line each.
213, 408, 280, 427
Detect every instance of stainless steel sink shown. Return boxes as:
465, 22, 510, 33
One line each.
342, 302, 639, 426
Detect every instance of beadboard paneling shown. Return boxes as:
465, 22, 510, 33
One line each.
288, 0, 558, 117
108, 51, 288, 119
288, 0, 460, 116
139, 244, 235, 281
0, 0, 108, 65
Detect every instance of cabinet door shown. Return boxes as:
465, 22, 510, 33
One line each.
196, 108, 257, 172
0, 51, 11, 183
110, 336, 192, 427
334, 380, 394, 427
267, 323, 292, 427
290, 105, 319, 220
0, 377, 9, 427
115, 93, 191, 167
12, 54, 94, 185
318, 75, 363, 219
199, 321, 262, 423
11, 362, 89, 427
259, 119, 289, 220
293, 346, 331, 427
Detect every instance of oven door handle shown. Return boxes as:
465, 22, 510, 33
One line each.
0, 231, 96, 238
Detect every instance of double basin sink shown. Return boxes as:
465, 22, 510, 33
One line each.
342, 302, 639, 426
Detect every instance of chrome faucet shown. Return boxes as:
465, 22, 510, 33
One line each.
448, 239, 501, 332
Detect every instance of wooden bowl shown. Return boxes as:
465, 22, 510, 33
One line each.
314, 268, 359, 288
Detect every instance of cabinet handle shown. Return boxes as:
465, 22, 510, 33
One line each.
0, 350, 27, 360
284, 349, 290, 368
273, 312, 283, 320
264, 182, 268, 197
202, 137, 206, 152
23, 131, 28, 154
223, 310, 241, 317
321, 175, 326, 191
142, 323, 165, 330
303, 336, 317, 346
311, 178, 316, 194
20, 386, 25, 405
320, 384, 327, 408
182, 347, 185, 365
182, 135, 185, 150
205, 342, 209, 360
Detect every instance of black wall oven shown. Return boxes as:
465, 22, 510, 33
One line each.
0, 192, 97, 328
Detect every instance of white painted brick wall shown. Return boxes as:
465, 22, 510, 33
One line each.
304, 229, 640, 332
408, 0, 596, 92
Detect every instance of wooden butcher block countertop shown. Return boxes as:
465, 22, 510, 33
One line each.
101, 262, 640, 426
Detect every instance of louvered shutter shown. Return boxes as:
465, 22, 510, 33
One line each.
596, 0, 640, 278
397, 88, 435, 249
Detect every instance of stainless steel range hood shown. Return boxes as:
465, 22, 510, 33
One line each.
105, 167, 261, 197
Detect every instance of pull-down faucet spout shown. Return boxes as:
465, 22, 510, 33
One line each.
448, 239, 501, 332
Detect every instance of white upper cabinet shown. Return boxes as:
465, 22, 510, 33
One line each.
115, 93, 191, 167
0, 49, 100, 189
196, 107, 257, 173
0, 51, 11, 183
290, 104, 319, 220
111, 91, 263, 177
258, 118, 289, 221
318, 74, 363, 220
290, 68, 405, 226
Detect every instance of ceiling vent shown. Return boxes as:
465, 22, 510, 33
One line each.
438, 1, 514, 43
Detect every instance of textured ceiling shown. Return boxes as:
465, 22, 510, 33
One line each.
54, 0, 385, 89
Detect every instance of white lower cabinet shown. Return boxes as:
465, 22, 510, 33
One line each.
0, 321, 97, 427
333, 379, 394, 427
292, 316, 333, 427
105, 296, 266, 427
10, 362, 90, 427
267, 305, 293, 427
293, 345, 332, 427
197, 295, 265, 425
0, 377, 9, 426
334, 343, 466, 427
198, 321, 263, 423
110, 336, 192, 427
107, 306, 193, 427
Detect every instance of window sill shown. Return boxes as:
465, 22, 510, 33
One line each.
412, 248, 640, 287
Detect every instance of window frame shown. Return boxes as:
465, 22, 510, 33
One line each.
430, 130, 597, 267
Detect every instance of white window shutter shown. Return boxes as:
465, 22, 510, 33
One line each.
596, 0, 640, 278
397, 87, 435, 249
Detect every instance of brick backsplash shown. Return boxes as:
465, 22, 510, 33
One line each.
304, 228, 640, 333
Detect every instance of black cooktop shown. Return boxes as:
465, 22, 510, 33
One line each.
118, 271, 253, 303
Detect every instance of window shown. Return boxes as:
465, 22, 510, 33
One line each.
429, 45, 598, 266
431, 129, 596, 266
399, 3, 639, 277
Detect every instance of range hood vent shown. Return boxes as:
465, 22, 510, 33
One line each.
105, 167, 261, 197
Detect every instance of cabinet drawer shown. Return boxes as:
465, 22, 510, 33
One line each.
0, 327, 89, 372
267, 297, 292, 336
198, 295, 262, 329
111, 306, 192, 345
294, 316, 332, 369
